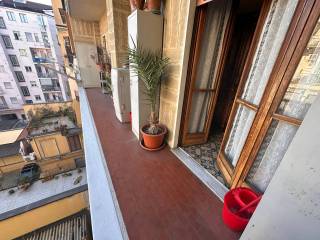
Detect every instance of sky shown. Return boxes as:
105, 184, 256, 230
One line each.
30, 0, 52, 6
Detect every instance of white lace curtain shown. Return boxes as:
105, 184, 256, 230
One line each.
188, 0, 231, 133
224, 0, 299, 167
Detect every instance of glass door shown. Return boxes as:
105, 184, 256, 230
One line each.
181, 0, 231, 146
218, 0, 320, 190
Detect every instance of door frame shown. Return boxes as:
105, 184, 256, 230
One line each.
217, 0, 320, 189
179, 0, 237, 146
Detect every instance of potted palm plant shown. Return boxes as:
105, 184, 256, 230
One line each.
128, 44, 169, 150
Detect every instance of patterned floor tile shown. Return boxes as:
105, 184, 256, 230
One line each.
182, 134, 228, 187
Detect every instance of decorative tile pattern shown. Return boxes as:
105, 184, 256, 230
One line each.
182, 134, 227, 187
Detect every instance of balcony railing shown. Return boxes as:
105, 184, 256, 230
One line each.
0, 105, 9, 110
41, 85, 61, 91
37, 72, 58, 78
32, 56, 52, 63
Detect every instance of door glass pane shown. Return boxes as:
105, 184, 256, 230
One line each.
187, 0, 231, 134
277, 18, 320, 120
194, 0, 231, 89
224, 105, 256, 167
188, 92, 211, 133
246, 120, 298, 192
241, 0, 299, 105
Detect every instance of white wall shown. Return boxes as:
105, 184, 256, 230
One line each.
241, 95, 320, 240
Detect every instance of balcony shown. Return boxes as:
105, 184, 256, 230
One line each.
0, 104, 9, 110
80, 87, 240, 239
41, 85, 61, 92
32, 56, 52, 64
37, 72, 58, 78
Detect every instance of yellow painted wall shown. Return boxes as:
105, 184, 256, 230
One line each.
32, 133, 71, 159
0, 154, 25, 173
0, 191, 89, 240
159, 0, 196, 147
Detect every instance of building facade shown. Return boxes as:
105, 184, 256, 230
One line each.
0, 0, 70, 120
54, 0, 320, 239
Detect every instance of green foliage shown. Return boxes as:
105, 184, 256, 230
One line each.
127, 43, 169, 133
28, 105, 76, 129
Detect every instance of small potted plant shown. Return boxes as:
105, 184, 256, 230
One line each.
128, 44, 169, 150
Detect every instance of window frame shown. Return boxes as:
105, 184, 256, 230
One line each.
25, 32, 33, 42
25, 66, 32, 72
13, 31, 21, 40
4, 82, 12, 89
6, 11, 16, 21
15, 71, 25, 82
20, 86, 30, 96
67, 135, 82, 152
216, 0, 320, 190
19, 13, 28, 23
9, 55, 19, 66
0, 16, 6, 29
35, 95, 41, 101
1, 35, 13, 49
10, 97, 18, 104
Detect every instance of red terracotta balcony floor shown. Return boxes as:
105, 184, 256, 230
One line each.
86, 88, 240, 240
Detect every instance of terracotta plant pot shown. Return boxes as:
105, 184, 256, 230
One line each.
147, 0, 161, 13
129, 0, 145, 12
140, 124, 167, 150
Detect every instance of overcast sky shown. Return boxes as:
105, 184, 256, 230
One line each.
30, 0, 52, 6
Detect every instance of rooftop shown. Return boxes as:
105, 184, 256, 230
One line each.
82, 88, 240, 240
0, 167, 87, 220
0, 128, 24, 145
0, 0, 52, 14
0, 119, 27, 131
28, 116, 78, 136
15, 209, 92, 240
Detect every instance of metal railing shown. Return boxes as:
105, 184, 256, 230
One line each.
41, 85, 61, 91
37, 72, 58, 78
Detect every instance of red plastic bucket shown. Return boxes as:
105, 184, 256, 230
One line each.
222, 187, 260, 232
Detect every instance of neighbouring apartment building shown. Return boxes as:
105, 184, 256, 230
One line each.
0, 0, 70, 120
53, 0, 320, 239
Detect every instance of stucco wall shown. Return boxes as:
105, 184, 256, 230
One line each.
0, 154, 24, 173
159, 0, 196, 147
241, 96, 320, 240
0, 191, 88, 240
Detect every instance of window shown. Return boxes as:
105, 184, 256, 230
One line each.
25, 66, 32, 72
0, 65, 5, 73
1, 35, 13, 48
37, 15, 45, 26
35, 95, 41, 101
19, 49, 27, 56
25, 100, 33, 104
4, 82, 12, 89
67, 135, 81, 152
13, 31, 21, 40
15, 71, 25, 82
30, 81, 37, 87
20, 86, 30, 96
19, 13, 28, 23
25, 32, 33, 42
6, 11, 15, 21
0, 17, 6, 29
10, 97, 18, 104
34, 33, 39, 42
9, 55, 19, 66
